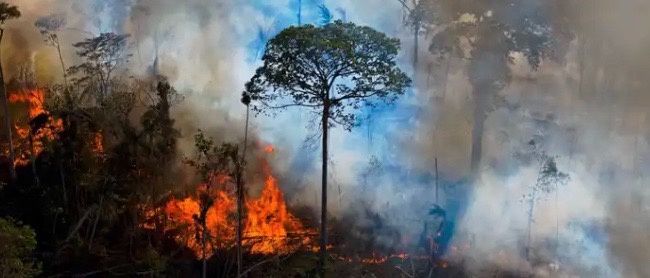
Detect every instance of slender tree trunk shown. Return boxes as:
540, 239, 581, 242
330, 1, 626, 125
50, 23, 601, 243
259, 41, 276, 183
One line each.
297, 0, 302, 26
435, 157, 439, 204
526, 161, 545, 260
60, 162, 68, 206
413, 20, 419, 73
202, 220, 207, 278
470, 91, 487, 177
0, 30, 16, 182
577, 35, 586, 100
555, 177, 559, 251
88, 195, 104, 250
28, 132, 40, 188
441, 57, 450, 102
319, 98, 330, 277
237, 104, 250, 277
56, 42, 67, 87
526, 186, 537, 260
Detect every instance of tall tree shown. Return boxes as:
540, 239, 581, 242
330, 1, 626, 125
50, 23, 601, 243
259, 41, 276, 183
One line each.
297, 0, 302, 25
396, 0, 432, 71
427, 0, 567, 177
185, 132, 238, 278
35, 14, 68, 86
0, 2, 20, 182
245, 20, 410, 275
317, 5, 333, 26
140, 77, 182, 233
236, 92, 251, 277
67, 33, 131, 103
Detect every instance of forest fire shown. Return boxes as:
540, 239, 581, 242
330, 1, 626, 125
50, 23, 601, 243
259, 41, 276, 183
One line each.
7, 89, 62, 166
149, 146, 314, 258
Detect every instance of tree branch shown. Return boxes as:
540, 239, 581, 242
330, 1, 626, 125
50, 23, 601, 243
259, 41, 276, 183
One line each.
333, 89, 383, 103
396, 0, 412, 11
262, 101, 321, 109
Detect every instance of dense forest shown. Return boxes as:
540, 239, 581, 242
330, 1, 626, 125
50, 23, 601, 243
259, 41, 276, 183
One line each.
1, 0, 649, 277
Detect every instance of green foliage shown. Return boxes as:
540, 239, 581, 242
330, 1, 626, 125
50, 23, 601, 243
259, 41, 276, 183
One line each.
317, 5, 332, 26
246, 20, 411, 130
396, 0, 436, 32
142, 246, 167, 273
427, 0, 566, 69
0, 2, 20, 26
35, 14, 65, 33
185, 130, 240, 261
0, 218, 41, 278
533, 155, 570, 197
141, 77, 182, 163
186, 130, 239, 184
67, 33, 131, 100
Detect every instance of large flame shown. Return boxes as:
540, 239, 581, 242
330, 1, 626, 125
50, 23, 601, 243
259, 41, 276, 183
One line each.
150, 146, 314, 259
5, 89, 104, 165
243, 147, 311, 253
7, 89, 62, 166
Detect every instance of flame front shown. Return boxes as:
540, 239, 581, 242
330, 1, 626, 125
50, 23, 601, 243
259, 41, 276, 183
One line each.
5, 89, 104, 165
244, 161, 311, 253
7, 89, 63, 166
150, 146, 313, 259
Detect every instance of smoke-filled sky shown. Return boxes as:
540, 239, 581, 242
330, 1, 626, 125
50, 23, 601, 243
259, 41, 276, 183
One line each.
5, 0, 650, 276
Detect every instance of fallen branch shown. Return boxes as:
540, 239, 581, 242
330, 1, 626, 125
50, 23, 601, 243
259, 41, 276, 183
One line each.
55, 204, 98, 259
72, 263, 130, 277
237, 254, 282, 278
395, 266, 413, 277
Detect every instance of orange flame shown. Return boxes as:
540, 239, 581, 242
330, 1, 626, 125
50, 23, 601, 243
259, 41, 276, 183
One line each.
5, 89, 104, 165
91, 132, 104, 154
243, 160, 310, 253
7, 89, 62, 166
264, 145, 275, 153
149, 146, 314, 259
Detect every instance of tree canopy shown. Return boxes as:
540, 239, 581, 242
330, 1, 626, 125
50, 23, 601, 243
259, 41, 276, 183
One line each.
67, 33, 131, 100
422, 0, 571, 174
245, 20, 411, 274
0, 2, 20, 26
246, 20, 411, 130
427, 0, 570, 68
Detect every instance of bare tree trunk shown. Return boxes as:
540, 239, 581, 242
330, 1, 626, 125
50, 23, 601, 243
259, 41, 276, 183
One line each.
202, 221, 207, 278
577, 35, 586, 100
297, 0, 302, 26
56, 42, 67, 87
319, 98, 330, 277
0, 29, 16, 182
435, 157, 439, 204
60, 162, 68, 206
237, 104, 250, 277
555, 176, 559, 251
526, 161, 545, 260
413, 21, 419, 73
88, 195, 104, 250
441, 57, 450, 102
526, 186, 538, 260
470, 92, 487, 177
28, 133, 40, 188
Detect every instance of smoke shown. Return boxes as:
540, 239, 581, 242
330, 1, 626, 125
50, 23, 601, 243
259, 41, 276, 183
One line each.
406, 0, 650, 276
4, 0, 650, 276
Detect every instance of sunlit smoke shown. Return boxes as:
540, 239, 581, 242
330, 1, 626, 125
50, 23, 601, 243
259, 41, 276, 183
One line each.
3, 0, 650, 276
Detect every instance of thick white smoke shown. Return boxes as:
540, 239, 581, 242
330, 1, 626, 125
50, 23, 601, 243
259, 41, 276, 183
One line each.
4, 0, 650, 276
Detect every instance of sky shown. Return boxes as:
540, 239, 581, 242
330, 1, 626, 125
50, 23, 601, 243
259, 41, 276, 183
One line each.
5, 0, 650, 276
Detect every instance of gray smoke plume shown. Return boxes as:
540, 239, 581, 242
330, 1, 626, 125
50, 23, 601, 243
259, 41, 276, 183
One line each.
407, 0, 650, 276
3, 0, 649, 276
